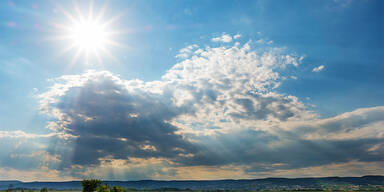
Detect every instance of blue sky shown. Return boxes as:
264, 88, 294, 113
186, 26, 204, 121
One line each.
0, 0, 383, 181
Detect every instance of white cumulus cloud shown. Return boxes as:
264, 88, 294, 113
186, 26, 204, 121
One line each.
211, 33, 233, 43
28, 36, 384, 179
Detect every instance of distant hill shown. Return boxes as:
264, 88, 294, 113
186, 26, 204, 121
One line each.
0, 181, 22, 187
1, 175, 383, 191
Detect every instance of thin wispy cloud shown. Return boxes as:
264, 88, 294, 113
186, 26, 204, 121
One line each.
312, 65, 325, 72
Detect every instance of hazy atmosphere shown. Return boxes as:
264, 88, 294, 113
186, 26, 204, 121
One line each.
0, 0, 383, 181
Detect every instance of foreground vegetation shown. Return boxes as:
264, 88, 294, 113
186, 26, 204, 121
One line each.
3, 189, 384, 192
2, 190, 384, 192
1, 179, 383, 192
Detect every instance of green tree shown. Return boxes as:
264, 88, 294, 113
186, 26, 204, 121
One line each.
97, 185, 110, 192
81, 179, 102, 192
40, 188, 48, 192
110, 186, 126, 192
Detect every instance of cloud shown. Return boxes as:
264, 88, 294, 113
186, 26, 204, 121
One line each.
0, 133, 60, 172
39, 71, 199, 167
179, 116, 384, 170
312, 65, 325, 72
37, 40, 307, 176
0, 167, 77, 182
70, 157, 177, 180
32, 38, 384, 179
256, 39, 273, 45
233, 34, 242, 39
0, 130, 54, 138
251, 160, 384, 178
295, 106, 384, 140
175, 44, 198, 59
211, 33, 233, 43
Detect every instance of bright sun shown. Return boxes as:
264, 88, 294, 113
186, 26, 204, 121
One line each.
71, 20, 108, 51
55, 2, 122, 65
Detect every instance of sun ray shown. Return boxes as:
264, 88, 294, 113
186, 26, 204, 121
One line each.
88, 0, 94, 21
59, 7, 78, 25
53, 1, 124, 67
101, 12, 124, 28
95, 1, 109, 23
74, 3, 85, 23
94, 50, 104, 67
58, 43, 77, 56
99, 47, 120, 64
66, 48, 83, 70
85, 50, 90, 65
104, 39, 123, 48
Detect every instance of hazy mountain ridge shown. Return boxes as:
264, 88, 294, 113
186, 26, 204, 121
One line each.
1, 176, 383, 191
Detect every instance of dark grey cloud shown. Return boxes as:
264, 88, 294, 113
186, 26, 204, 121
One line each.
180, 128, 384, 171
44, 73, 198, 167
296, 107, 384, 136
228, 92, 300, 121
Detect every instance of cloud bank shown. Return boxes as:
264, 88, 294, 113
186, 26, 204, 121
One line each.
1, 35, 383, 180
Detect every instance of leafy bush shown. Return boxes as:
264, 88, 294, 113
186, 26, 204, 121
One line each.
97, 185, 110, 192
81, 179, 102, 192
110, 186, 126, 192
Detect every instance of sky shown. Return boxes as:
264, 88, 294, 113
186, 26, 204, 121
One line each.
0, 0, 383, 181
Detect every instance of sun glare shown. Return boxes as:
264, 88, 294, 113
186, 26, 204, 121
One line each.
71, 20, 107, 51
55, 2, 122, 65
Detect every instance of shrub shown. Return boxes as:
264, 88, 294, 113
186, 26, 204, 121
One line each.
97, 185, 110, 192
110, 186, 126, 192
81, 179, 102, 192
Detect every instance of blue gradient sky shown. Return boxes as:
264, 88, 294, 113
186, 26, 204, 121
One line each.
0, 0, 383, 181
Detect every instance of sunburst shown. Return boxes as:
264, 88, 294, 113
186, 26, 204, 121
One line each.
54, 1, 123, 66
